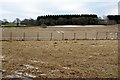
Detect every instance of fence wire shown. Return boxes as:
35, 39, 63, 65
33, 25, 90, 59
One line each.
1, 31, 119, 41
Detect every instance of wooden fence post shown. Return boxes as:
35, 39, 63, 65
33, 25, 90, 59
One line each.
62, 33, 64, 40
117, 32, 119, 40
85, 32, 87, 39
50, 32, 52, 40
106, 32, 108, 39
10, 32, 12, 41
37, 32, 39, 41
23, 32, 25, 41
96, 32, 98, 40
74, 33, 76, 40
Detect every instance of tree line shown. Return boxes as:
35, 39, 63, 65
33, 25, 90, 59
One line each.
36, 14, 99, 25
1, 14, 120, 26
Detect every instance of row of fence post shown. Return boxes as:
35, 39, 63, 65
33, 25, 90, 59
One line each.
8, 32, 118, 41
10, 32, 26, 41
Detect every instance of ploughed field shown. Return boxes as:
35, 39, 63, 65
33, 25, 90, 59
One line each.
2, 40, 118, 78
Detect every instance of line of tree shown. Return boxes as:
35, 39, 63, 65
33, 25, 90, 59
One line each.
36, 14, 99, 25
107, 15, 120, 24
1, 14, 120, 26
36, 14, 120, 26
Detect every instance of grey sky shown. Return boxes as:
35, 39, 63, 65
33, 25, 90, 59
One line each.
0, 0, 119, 22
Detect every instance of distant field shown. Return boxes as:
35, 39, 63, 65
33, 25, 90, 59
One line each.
2, 25, 119, 40
2, 40, 118, 78
2, 23, 16, 26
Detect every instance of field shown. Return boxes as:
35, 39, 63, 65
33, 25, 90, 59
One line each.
2, 25, 119, 40
2, 40, 118, 78
1, 25, 119, 78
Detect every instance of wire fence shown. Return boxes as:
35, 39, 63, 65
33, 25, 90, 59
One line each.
1, 31, 120, 41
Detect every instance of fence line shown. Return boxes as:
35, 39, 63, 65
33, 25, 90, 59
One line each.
2, 31, 119, 41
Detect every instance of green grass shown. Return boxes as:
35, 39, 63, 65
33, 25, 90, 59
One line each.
5, 23, 16, 26
0, 25, 36, 28
1, 26, 25, 28
1, 25, 48, 28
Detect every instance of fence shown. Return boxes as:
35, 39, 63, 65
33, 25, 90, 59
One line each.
1, 31, 120, 41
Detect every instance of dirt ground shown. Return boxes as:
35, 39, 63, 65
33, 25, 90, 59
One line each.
2, 25, 119, 40
2, 40, 118, 78
2, 25, 118, 32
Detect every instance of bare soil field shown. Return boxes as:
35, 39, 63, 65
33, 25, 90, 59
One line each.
2, 25, 118, 32
2, 40, 118, 78
2, 25, 119, 40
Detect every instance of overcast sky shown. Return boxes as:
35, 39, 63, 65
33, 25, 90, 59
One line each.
0, 0, 119, 22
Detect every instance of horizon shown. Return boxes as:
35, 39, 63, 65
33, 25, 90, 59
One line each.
0, 0, 119, 22
1, 14, 119, 23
